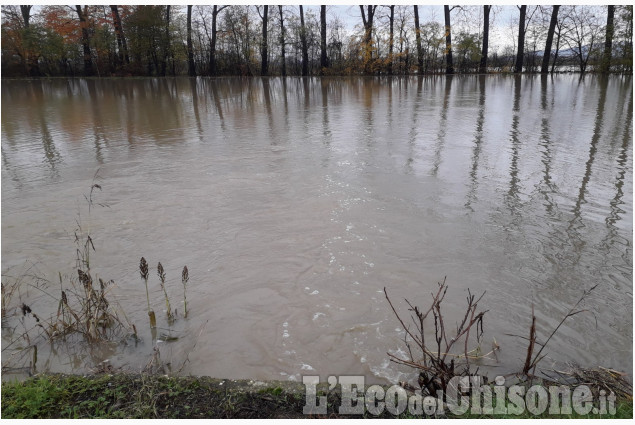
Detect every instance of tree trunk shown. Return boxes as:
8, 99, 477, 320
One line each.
20, 5, 38, 76
276, 6, 284, 76
601, 5, 615, 73
110, 6, 129, 67
76, 5, 94, 76
541, 5, 559, 74
261, 5, 268, 76
209, 6, 226, 76
299, 5, 308, 76
359, 5, 377, 74
444, 5, 454, 74
551, 23, 562, 74
160, 6, 170, 76
514, 5, 526, 73
20, 5, 31, 27
187, 5, 195, 76
320, 5, 327, 73
414, 5, 423, 74
388, 5, 394, 75
479, 5, 491, 74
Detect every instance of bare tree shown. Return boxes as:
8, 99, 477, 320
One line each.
360, 5, 378, 73
110, 6, 129, 67
209, 6, 228, 75
187, 5, 195, 76
515, 5, 527, 73
563, 5, 604, 73
550, 9, 570, 74
479, 5, 492, 73
320, 5, 328, 73
414, 5, 423, 74
444, 5, 456, 74
388, 5, 395, 75
18, 5, 39, 75
258, 6, 269, 76
75, 5, 94, 76
299, 5, 308, 76
541, 5, 560, 74
20, 5, 31, 27
279, 6, 286, 76
601, 5, 615, 73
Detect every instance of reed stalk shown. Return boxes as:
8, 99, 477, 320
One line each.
181, 266, 189, 318
157, 262, 173, 322
139, 257, 156, 328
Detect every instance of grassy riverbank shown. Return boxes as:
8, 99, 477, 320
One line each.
1, 373, 632, 419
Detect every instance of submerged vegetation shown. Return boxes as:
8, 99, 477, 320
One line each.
1, 177, 190, 377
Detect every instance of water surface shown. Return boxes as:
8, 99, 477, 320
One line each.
1, 75, 632, 383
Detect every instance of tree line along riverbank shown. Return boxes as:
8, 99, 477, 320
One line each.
1, 5, 632, 78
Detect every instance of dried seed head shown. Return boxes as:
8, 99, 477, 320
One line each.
78, 269, 92, 288
61, 291, 68, 305
157, 262, 165, 283
182, 266, 189, 285
140, 257, 149, 281
21, 303, 32, 316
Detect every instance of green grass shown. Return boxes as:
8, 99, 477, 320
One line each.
1, 374, 632, 419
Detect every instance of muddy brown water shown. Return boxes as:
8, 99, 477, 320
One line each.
1, 75, 632, 384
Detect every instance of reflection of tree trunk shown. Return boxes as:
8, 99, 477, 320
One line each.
514, 5, 526, 73
570, 78, 608, 227
479, 6, 491, 74
210, 80, 226, 132
187, 5, 196, 76
34, 81, 61, 174
262, 79, 274, 139
433, 76, 452, 175
606, 90, 632, 228
444, 6, 454, 74
465, 75, 486, 210
414, 6, 423, 74
86, 80, 106, 164
76, 5, 94, 76
507, 76, 522, 210
299, 6, 308, 76
541, 6, 559, 74
601, 5, 615, 74
321, 79, 330, 141
190, 78, 203, 140
538, 75, 555, 216
281, 78, 289, 129
302, 77, 310, 125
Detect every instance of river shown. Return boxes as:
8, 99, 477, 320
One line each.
1, 75, 632, 383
